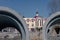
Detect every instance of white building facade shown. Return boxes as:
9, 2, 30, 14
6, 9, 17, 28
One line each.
23, 11, 46, 31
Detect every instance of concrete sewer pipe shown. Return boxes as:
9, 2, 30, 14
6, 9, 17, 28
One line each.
43, 12, 60, 40
0, 6, 29, 40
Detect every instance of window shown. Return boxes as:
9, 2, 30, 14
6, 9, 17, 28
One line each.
32, 24, 34, 27
27, 24, 29, 26
32, 19, 34, 22
31, 28, 35, 32
27, 19, 29, 22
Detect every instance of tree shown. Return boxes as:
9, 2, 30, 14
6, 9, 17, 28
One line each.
48, 0, 60, 15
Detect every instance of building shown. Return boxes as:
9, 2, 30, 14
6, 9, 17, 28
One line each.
23, 11, 46, 31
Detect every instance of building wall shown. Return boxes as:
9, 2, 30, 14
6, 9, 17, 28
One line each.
24, 18, 35, 28
23, 17, 46, 31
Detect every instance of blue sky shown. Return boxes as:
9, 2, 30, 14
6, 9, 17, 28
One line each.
0, 0, 50, 18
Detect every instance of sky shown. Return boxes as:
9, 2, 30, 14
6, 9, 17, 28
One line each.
0, 0, 50, 18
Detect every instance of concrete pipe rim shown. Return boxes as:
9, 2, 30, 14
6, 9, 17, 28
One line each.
43, 12, 60, 40
0, 6, 29, 40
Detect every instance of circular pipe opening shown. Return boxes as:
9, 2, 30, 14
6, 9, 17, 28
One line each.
0, 11, 23, 40
0, 7, 29, 40
43, 12, 60, 40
